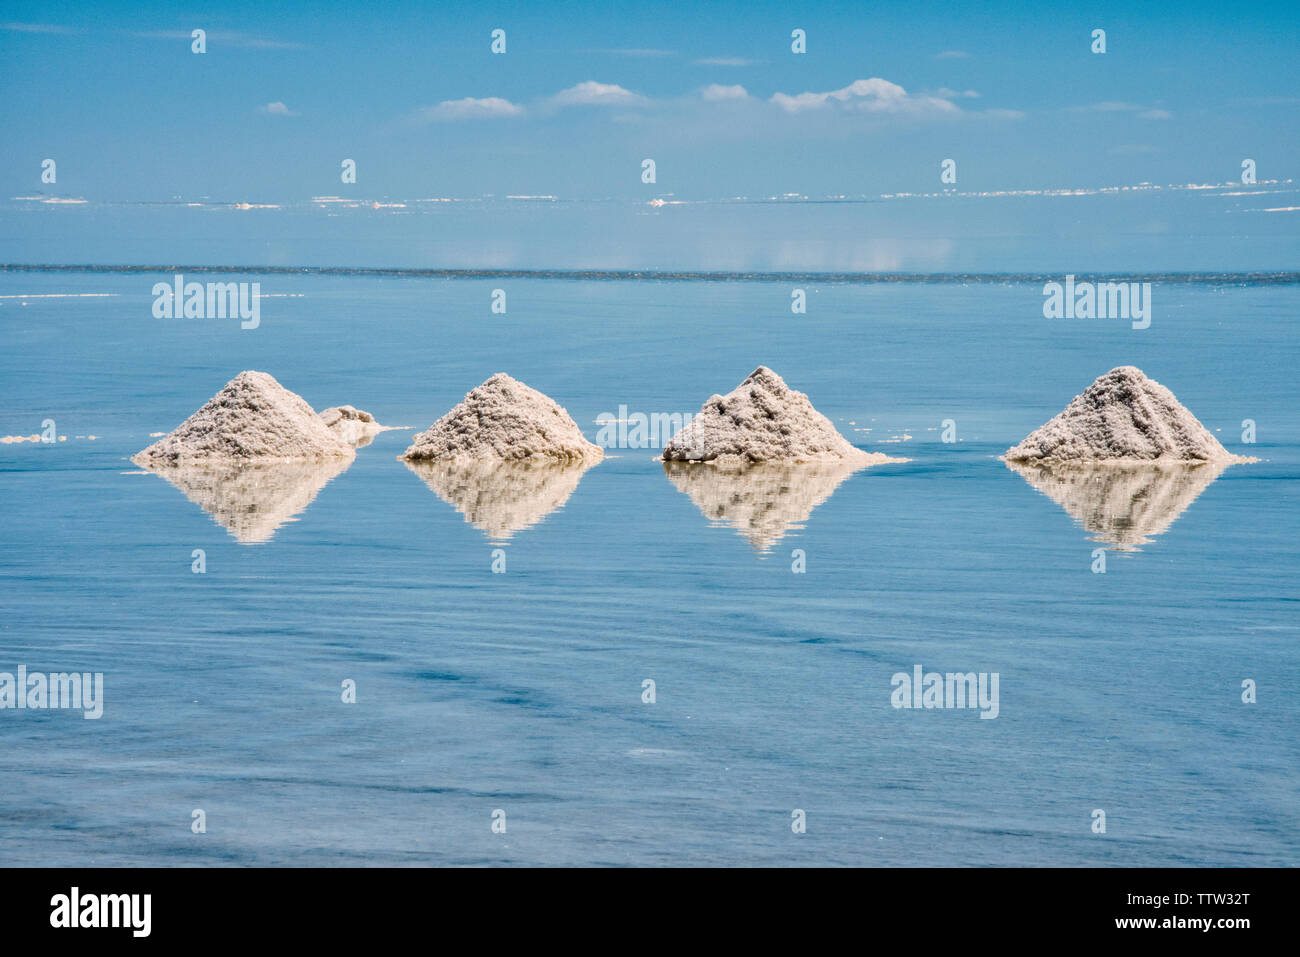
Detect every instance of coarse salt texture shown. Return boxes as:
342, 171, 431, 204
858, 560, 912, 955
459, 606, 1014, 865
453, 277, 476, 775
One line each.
400, 373, 602, 463
1004, 366, 1238, 464
661, 365, 899, 466
133, 371, 354, 466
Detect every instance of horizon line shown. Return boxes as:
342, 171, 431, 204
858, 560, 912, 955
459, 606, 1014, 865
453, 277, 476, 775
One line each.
2, 264, 1299, 285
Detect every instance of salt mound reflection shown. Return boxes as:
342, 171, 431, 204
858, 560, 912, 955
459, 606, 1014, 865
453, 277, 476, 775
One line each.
404, 457, 595, 540
141, 456, 354, 544
662, 458, 864, 554
1006, 459, 1230, 550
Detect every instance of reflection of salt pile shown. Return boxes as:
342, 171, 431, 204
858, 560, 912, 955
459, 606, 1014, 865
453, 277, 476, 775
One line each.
133, 371, 354, 465
405, 458, 593, 540
663, 459, 862, 553
662, 366, 902, 466
1005, 366, 1244, 463
401, 373, 602, 463
1006, 460, 1228, 550
320, 405, 388, 448
144, 458, 352, 544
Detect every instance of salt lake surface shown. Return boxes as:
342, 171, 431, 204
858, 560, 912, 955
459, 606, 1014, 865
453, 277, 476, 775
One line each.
1, 196, 1297, 865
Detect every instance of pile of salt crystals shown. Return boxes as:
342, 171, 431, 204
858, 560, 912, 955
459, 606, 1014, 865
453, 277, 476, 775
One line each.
400, 373, 602, 463
661, 365, 900, 466
319, 405, 387, 447
1004, 366, 1248, 464
133, 371, 353, 466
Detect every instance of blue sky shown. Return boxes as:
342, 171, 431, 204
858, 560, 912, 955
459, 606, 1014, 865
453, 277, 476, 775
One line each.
2, 0, 1298, 201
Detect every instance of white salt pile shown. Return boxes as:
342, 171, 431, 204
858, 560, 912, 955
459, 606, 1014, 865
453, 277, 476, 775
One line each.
319, 405, 390, 448
400, 373, 602, 464
1004, 366, 1248, 464
661, 366, 903, 466
133, 371, 354, 466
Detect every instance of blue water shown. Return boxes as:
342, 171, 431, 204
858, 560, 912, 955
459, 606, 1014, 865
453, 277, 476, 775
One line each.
1, 260, 1298, 865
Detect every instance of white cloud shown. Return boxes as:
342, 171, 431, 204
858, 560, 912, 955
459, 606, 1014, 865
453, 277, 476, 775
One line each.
1072, 101, 1172, 119
694, 56, 755, 67
936, 88, 980, 100
2, 22, 72, 33
260, 101, 297, 116
700, 84, 750, 102
1081, 101, 1144, 112
131, 29, 303, 49
591, 48, 675, 57
550, 81, 647, 107
935, 50, 970, 59
418, 96, 525, 121
770, 78, 959, 115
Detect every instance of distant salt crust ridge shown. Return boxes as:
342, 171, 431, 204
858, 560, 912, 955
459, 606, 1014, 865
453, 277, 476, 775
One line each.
1004, 366, 1250, 464
400, 373, 602, 463
133, 371, 354, 465
661, 365, 904, 466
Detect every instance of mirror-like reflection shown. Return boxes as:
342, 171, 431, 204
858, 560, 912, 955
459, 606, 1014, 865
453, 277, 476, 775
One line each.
140, 456, 355, 544
1006, 459, 1230, 551
404, 457, 596, 541
662, 458, 865, 554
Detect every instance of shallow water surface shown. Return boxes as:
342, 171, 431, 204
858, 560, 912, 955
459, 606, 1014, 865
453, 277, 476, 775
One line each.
1, 272, 1296, 865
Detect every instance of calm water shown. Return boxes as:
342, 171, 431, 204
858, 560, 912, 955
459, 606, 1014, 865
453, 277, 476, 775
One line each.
1, 257, 1298, 865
